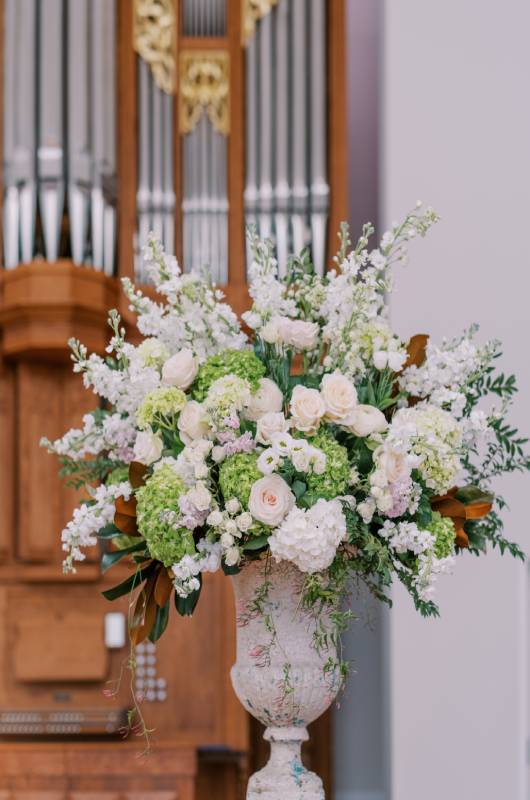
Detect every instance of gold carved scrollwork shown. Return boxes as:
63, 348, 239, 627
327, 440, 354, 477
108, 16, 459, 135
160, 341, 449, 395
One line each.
241, 0, 279, 45
178, 51, 230, 136
133, 0, 177, 94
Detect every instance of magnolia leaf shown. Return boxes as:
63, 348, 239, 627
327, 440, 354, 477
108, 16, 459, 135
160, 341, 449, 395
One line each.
101, 565, 154, 601
101, 541, 147, 573
149, 601, 170, 642
243, 535, 269, 552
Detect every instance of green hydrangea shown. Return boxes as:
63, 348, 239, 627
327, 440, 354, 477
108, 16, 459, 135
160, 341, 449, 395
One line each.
137, 387, 187, 430
305, 429, 351, 500
136, 465, 195, 566
219, 453, 262, 508
193, 349, 266, 402
427, 511, 456, 559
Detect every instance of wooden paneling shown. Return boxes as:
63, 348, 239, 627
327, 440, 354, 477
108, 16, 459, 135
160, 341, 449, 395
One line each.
0, 359, 14, 562
12, 593, 108, 683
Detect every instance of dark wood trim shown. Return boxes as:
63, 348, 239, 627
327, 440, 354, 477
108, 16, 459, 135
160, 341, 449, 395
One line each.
117, 0, 137, 284
327, 0, 349, 265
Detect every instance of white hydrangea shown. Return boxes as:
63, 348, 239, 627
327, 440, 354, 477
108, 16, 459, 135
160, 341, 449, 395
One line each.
386, 405, 463, 494
256, 432, 326, 476
269, 499, 347, 574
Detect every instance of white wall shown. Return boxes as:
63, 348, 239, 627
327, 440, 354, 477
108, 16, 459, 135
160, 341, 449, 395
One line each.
382, 1, 530, 798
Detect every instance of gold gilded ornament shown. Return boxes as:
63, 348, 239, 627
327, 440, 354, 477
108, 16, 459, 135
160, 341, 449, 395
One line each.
241, 0, 279, 45
133, 0, 177, 94
179, 51, 230, 136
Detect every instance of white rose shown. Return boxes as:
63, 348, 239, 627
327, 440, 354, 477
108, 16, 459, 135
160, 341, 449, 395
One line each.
133, 430, 163, 465
225, 498, 241, 515
256, 411, 290, 445
211, 445, 226, 463
220, 532, 234, 548
188, 483, 212, 511
320, 371, 358, 423
236, 512, 253, 532
376, 447, 411, 484
249, 475, 295, 527
282, 319, 320, 350
207, 510, 224, 527
162, 348, 198, 390
178, 400, 209, 445
290, 385, 326, 435
347, 405, 388, 437
244, 378, 284, 422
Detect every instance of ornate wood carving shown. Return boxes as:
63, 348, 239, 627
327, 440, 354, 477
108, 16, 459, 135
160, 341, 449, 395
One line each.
178, 51, 230, 135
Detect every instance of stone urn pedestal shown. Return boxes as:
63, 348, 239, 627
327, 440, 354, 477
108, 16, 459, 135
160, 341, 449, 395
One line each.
230, 558, 342, 800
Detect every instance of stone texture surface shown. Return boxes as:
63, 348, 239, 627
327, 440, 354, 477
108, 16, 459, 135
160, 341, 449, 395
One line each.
231, 558, 341, 800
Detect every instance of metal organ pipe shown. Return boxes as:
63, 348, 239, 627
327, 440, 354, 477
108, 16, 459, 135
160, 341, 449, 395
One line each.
273, 0, 290, 276
3, 0, 37, 267
38, 0, 64, 263
309, 0, 329, 276
257, 11, 274, 241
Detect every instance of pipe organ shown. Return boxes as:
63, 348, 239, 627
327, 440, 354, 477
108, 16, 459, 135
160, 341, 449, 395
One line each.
0, 1, 346, 797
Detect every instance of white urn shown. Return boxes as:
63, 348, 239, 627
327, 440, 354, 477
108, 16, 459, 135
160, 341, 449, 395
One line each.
230, 557, 343, 800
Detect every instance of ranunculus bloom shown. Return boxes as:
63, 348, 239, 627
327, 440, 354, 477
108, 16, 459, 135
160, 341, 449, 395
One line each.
320, 371, 358, 424
290, 385, 326, 435
178, 400, 210, 445
347, 404, 388, 437
375, 446, 411, 484
244, 378, 284, 422
162, 348, 198, 390
133, 430, 163, 465
248, 475, 295, 527
282, 319, 320, 350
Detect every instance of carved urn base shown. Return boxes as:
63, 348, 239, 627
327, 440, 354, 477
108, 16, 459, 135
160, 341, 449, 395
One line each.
230, 558, 342, 800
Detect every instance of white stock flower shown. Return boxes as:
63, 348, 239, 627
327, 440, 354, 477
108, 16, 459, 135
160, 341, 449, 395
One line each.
320, 371, 358, 424
256, 411, 290, 445
248, 474, 295, 527
260, 316, 286, 344
346, 404, 388, 437
178, 400, 210, 445
290, 385, 326, 435
244, 378, 284, 421
133, 430, 163, 465
269, 499, 347, 574
162, 348, 198, 390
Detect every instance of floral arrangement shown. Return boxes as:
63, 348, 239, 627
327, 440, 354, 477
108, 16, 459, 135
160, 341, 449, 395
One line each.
43, 205, 529, 662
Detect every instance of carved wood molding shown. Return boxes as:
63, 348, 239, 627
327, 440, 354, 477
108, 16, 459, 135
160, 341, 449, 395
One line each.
178, 51, 230, 135
133, 0, 177, 94
241, 0, 278, 45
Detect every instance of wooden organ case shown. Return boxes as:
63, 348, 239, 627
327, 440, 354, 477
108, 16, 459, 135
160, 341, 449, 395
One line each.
0, 0, 347, 798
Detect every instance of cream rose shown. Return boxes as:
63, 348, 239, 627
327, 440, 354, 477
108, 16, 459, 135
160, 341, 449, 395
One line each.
162, 348, 198, 390
249, 475, 295, 527
347, 405, 388, 437
320, 371, 358, 424
290, 385, 326, 435
133, 430, 163, 465
282, 319, 320, 350
244, 378, 284, 422
255, 411, 290, 445
178, 400, 210, 445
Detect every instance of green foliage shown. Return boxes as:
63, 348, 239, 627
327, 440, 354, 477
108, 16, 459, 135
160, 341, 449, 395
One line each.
427, 512, 456, 559
193, 349, 266, 401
